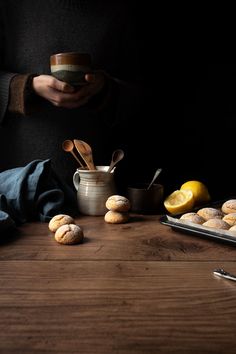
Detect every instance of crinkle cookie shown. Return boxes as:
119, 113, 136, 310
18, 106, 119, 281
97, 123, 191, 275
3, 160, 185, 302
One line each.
104, 210, 130, 224
202, 218, 229, 230
222, 213, 236, 226
222, 200, 236, 214
48, 214, 75, 232
105, 195, 131, 212
180, 212, 205, 224
55, 224, 84, 245
197, 207, 223, 221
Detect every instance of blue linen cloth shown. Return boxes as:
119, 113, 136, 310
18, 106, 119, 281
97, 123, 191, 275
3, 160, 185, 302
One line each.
0, 159, 77, 233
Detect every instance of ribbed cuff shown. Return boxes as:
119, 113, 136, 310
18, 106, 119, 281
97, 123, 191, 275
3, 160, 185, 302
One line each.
8, 74, 38, 116
0, 72, 17, 123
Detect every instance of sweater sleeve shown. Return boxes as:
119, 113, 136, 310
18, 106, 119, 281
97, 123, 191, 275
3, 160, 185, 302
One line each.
0, 71, 18, 123
8, 74, 38, 116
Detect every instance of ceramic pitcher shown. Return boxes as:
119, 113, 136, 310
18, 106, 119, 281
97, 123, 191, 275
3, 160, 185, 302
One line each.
73, 166, 116, 216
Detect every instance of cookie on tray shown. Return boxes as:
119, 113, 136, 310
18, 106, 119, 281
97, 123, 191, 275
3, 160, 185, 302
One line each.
222, 213, 236, 226
180, 212, 205, 224
222, 199, 236, 214
197, 207, 223, 221
202, 218, 230, 230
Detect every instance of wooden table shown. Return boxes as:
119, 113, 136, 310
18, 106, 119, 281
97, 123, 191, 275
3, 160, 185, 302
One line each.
1, 214, 236, 354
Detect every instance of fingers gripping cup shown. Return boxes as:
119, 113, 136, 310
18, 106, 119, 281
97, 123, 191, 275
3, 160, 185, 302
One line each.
50, 52, 92, 86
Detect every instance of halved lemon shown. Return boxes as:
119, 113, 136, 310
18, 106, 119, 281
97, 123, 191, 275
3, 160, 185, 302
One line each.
164, 189, 194, 214
180, 180, 211, 204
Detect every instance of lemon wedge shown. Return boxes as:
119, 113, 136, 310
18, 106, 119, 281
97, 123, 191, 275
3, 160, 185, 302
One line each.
164, 189, 194, 214
180, 180, 210, 204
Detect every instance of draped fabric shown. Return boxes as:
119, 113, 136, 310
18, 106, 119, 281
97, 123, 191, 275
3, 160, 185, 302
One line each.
0, 159, 76, 232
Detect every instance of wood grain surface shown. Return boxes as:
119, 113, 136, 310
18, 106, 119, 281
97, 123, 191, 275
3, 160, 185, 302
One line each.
1, 215, 236, 354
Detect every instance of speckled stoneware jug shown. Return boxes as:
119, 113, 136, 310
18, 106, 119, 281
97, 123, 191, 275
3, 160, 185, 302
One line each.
73, 166, 116, 216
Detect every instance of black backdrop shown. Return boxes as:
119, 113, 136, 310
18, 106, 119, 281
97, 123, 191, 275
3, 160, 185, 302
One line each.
123, 4, 236, 200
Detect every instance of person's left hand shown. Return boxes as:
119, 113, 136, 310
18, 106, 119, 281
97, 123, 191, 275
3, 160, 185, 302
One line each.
74, 71, 106, 107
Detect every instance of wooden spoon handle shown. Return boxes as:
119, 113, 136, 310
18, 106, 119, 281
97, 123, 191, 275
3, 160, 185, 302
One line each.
73, 139, 96, 170
70, 151, 84, 168
86, 160, 96, 170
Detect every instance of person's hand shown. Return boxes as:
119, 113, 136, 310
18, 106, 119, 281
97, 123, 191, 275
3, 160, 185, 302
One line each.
32, 72, 105, 109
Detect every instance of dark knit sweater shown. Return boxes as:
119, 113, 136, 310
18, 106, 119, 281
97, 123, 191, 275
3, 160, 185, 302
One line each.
0, 0, 145, 188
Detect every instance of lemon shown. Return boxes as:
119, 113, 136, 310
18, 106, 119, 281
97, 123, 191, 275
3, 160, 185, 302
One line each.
180, 180, 211, 204
164, 189, 194, 214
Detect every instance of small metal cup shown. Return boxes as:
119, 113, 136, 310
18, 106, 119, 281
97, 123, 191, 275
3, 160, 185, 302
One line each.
127, 183, 164, 214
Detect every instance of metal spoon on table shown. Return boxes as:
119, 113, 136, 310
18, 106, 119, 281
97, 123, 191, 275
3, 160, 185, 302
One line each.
62, 140, 84, 167
107, 149, 124, 173
147, 168, 162, 190
213, 268, 236, 282
73, 139, 96, 170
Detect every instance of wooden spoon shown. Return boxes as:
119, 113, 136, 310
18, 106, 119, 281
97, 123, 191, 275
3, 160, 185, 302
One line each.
107, 149, 124, 173
73, 139, 96, 170
62, 140, 84, 167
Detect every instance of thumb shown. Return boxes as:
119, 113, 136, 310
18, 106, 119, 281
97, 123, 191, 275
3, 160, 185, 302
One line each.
53, 79, 75, 93
85, 73, 96, 83
62, 83, 75, 93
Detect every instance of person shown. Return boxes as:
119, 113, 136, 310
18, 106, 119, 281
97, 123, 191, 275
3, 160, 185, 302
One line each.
0, 0, 149, 195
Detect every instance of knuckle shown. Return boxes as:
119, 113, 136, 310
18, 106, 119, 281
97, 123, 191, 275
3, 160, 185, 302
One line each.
53, 95, 64, 105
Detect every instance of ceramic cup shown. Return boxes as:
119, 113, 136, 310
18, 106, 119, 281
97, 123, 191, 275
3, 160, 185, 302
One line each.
127, 183, 164, 214
73, 166, 116, 216
50, 52, 92, 86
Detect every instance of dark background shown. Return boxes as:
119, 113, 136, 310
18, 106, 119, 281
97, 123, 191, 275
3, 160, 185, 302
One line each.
122, 5, 236, 201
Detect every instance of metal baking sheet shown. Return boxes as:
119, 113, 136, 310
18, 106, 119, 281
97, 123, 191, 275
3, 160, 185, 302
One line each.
160, 204, 236, 246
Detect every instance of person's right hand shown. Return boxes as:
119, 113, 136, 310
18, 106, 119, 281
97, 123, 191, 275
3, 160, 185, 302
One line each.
32, 75, 91, 109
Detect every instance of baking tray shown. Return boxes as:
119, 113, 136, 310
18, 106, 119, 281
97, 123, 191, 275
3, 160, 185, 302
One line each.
160, 198, 236, 246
